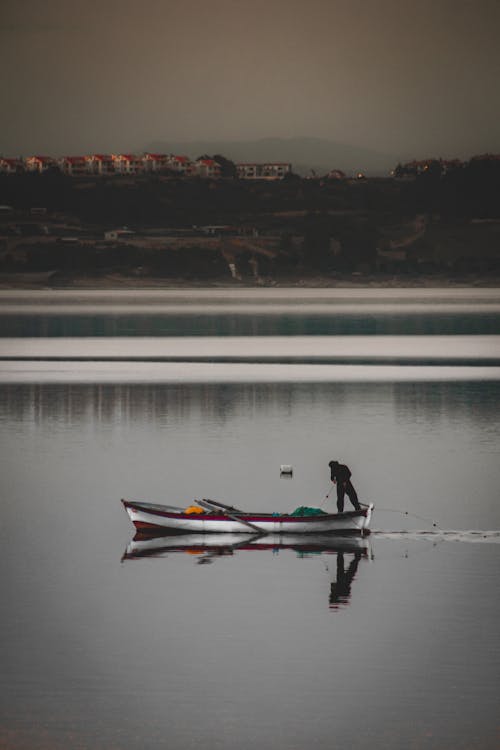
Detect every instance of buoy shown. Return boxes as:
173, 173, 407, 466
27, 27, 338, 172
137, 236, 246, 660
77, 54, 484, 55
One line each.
280, 464, 293, 477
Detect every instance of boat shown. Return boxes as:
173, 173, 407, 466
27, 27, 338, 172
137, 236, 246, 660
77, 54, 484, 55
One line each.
122, 531, 371, 561
121, 497, 374, 536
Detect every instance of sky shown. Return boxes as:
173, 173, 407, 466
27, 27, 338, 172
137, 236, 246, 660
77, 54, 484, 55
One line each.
1, 0, 500, 161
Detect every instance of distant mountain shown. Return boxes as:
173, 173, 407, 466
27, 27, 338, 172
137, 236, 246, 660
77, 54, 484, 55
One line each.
143, 136, 397, 177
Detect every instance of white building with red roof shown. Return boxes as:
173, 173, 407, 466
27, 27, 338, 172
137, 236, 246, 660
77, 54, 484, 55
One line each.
112, 154, 144, 175
167, 155, 193, 174
58, 156, 88, 176
85, 154, 114, 175
194, 158, 222, 178
25, 156, 57, 173
142, 153, 171, 172
0, 158, 24, 174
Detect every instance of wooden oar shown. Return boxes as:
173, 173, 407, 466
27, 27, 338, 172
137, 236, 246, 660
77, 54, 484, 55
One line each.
198, 499, 264, 533
200, 497, 247, 514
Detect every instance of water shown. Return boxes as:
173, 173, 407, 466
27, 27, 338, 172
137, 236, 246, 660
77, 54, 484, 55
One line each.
1, 288, 500, 338
0, 289, 499, 749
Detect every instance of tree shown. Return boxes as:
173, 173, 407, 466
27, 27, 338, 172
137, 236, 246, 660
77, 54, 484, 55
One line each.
213, 154, 237, 178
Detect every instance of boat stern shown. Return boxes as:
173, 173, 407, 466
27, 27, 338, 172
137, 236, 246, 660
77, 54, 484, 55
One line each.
361, 503, 374, 535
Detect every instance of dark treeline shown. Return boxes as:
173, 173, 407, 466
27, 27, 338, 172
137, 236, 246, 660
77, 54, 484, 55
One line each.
409, 158, 500, 219
1, 157, 499, 282
1, 157, 499, 223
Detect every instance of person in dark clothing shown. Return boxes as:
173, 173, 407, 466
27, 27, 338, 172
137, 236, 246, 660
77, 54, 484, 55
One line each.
328, 460, 360, 512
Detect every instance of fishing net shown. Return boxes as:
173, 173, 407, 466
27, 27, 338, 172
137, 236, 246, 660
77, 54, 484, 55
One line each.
290, 506, 327, 517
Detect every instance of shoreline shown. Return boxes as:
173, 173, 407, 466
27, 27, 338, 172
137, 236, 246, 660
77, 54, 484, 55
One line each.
1, 272, 500, 291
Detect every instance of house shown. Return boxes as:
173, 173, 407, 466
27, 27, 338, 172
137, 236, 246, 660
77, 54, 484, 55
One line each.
142, 153, 171, 172
58, 156, 88, 176
194, 158, 221, 179
112, 154, 144, 175
236, 163, 258, 179
236, 163, 292, 180
85, 154, 115, 175
0, 158, 24, 174
167, 155, 194, 175
260, 163, 291, 179
25, 156, 57, 173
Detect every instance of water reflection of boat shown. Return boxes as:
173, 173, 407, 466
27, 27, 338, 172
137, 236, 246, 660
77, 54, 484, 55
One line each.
122, 533, 370, 609
121, 497, 373, 535
122, 531, 371, 561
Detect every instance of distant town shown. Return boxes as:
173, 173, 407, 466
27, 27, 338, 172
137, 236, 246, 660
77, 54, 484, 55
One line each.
0, 151, 498, 180
0, 154, 292, 180
0, 150, 499, 287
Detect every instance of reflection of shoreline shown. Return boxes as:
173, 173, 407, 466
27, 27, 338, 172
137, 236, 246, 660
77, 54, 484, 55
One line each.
0, 380, 498, 426
2, 362, 500, 385
1, 335, 499, 363
1, 286, 500, 303
1, 275, 500, 291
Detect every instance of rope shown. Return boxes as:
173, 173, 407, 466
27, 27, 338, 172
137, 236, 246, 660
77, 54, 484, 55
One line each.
373, 507, 441, 530
319, 485, 333, 508
320, 489, 440, 530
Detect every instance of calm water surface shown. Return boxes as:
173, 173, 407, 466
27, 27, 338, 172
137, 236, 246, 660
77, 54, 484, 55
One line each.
0, 290, 499, 750
1, 288, 500, 338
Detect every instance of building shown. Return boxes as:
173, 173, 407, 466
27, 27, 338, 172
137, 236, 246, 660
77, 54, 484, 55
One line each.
167, 155, 193, 175
111, 154, 144, 175
194, 158, 222, 179
58, 156, 88, 176
236, 162, 292, 180
85, 154, 114, 175
0, 158, 24, 174
25, 156, 57, 173
142, 153, 171, 172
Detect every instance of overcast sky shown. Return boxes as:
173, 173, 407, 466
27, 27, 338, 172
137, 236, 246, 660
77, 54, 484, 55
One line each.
1, 0, 499, 160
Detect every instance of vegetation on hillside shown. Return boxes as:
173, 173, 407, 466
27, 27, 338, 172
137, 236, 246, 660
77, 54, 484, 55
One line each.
0, 156, 499, 283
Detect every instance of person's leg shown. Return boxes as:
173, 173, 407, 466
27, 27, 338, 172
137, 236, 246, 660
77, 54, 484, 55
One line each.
336, 483, 345, 513
345, 480, 360, 510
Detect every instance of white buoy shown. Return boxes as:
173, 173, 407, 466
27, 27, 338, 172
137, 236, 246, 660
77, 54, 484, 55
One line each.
280, 464, 293, 477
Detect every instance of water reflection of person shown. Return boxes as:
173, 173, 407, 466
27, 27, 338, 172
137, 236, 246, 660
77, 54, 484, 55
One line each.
329, 551, 362, 609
